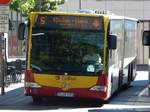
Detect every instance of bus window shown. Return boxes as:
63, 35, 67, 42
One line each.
30, 29, 104, 75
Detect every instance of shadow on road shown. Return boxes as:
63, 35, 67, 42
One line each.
0, 87, 103, 110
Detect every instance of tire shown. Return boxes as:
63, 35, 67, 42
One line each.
127, 64, 133, 86
32, 96, 42, 103
118, 72, 122, 90
124, 64, 132, 89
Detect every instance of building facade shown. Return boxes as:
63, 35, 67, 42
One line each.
8, 11, 25, 61
59, 0, 150, 20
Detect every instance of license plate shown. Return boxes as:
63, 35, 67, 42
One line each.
56, 92, 74, 97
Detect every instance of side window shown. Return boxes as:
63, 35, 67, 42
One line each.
124, 20, 137, 58
109, 19, 124, 66
110, 20, 122, 36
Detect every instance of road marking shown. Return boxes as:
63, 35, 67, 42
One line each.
138, 87, 148, 96
102, 104, 150, 109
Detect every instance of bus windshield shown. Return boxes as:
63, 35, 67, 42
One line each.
31, 29, 104, 75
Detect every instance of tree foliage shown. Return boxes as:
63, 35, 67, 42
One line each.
41, 0, 66, 11
10, 0, 66, 17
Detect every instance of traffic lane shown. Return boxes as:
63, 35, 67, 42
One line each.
109, 85, 150, 105
0, 88, 103, 110
0, 98, 103, 110
0, 87, 149, 111
88, 71, 150, 112
89, 104, 150, 112
109, 71, 150, 106
0, 71, 149, 111
89, 108, 150, 112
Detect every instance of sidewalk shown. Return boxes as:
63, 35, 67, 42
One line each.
0, 74, 24, 94
134, 71, 149, 97
0, 82, 24, 94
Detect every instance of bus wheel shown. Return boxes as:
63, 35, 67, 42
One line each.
127, 64, 133, 86
118, 70, 123, 90
124, 64, 132, 89
32, 96, 42, 103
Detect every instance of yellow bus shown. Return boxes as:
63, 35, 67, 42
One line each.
18, 10, 138, 102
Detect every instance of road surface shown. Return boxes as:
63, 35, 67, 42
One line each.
0, 71, 150, 112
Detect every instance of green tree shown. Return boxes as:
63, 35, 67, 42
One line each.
10, 0, 66, 17
41, 0, 66, 11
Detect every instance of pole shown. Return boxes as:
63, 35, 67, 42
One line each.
79, 0, 81, 10
0, 34, 5, 95
1, 55, 5, 95
148, 46, 150, 96
36, 0, 42, 12
148, 21, 150, 96
142, 22, 145, 64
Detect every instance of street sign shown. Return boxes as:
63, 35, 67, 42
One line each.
0, 14, 9, 33
0, 24, 8, 33
0, 5, 9, 33
0, 5, 9, 15
0, 0, 11, 5
0, 15, 9, 23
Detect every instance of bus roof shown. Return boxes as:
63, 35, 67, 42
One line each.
30, 11, 102, 18
30, 10, 138, 22
105, 14, 138, 21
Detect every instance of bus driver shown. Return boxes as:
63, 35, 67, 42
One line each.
82, 46, 101, 65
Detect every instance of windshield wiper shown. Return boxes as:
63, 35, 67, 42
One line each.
31, 64, 42, 71
32, 33, 44, 36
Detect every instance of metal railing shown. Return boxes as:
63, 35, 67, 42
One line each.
5, 59, 25, 86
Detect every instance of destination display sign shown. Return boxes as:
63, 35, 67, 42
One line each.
35, 14, 104, 31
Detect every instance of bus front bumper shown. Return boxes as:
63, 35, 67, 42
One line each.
24, 87, 108, 101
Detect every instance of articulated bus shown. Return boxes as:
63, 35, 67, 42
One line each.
19, 10, 138, 102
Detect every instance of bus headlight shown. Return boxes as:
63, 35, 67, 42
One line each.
89, 85, 107, 92
25, 82, 41, 88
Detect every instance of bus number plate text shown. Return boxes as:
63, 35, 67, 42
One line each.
56, 92, 74, 97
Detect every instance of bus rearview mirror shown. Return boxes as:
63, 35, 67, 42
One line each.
142, 30, 150, 46
109, 34, 117, 49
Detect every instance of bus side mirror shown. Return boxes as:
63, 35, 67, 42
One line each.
18, 23, 26, 40
142, 30, 150, 46
109, 34, 117, 49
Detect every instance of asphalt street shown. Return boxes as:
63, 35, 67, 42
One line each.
0, 71, 150, 112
